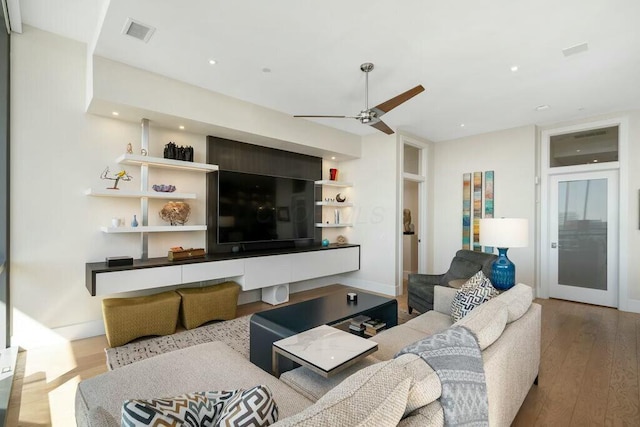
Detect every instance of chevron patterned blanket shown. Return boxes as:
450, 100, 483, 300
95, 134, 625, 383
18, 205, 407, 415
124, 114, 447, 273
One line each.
396, 325, 489, 426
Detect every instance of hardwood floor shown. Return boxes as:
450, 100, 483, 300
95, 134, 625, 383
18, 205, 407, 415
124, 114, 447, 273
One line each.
7, 285, 640, 426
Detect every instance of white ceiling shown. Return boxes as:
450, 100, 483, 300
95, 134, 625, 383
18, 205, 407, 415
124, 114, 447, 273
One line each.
17, 0, 640, 142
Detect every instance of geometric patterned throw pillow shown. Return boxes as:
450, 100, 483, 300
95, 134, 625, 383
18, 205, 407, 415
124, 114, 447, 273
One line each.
217, 385, 279, 426
121, 385, 278, 427
450, 270, 499, 322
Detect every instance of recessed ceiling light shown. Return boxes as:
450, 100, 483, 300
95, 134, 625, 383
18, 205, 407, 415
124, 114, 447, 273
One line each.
576, 149, 581, 153
535, 104, 550, 111
208, 59, 217, 65
112, 111, 119, 116
510, 65, 519, 72
179, 125, 185, 130
331, 156, 336, 160
460, 123, 465, 128
593, 159, 598, 163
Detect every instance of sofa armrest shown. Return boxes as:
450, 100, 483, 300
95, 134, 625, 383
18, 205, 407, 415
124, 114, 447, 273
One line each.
433, 285, 456, 315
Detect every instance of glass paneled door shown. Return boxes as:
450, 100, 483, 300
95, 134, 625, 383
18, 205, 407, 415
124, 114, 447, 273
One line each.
549, 171, 618, 307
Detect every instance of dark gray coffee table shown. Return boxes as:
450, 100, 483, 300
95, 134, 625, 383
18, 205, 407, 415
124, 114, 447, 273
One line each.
250, 290, 397, 374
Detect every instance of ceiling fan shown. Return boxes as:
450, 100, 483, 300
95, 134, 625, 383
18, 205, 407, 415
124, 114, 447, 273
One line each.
294, 62, 425, 135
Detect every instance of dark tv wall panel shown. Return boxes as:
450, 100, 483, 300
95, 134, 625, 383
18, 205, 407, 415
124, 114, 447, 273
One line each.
207, 137, 320, 180
206, 137, 322, 253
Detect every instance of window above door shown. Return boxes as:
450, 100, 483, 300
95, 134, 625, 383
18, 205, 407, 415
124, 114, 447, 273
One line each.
550, 125, 619, 167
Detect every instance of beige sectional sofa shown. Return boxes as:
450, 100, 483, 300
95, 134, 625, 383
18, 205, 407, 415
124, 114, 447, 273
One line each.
76, 284, 540, 426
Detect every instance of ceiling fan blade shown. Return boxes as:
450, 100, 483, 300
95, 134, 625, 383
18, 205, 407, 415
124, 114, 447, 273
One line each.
370, 120, 394, 135
373, 85, 425, 115
293, 115, 350, 118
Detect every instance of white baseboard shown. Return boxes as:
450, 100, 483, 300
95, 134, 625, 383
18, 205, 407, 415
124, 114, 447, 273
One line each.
12, 319, 106, 349
621, 298, 640, 313
339, 276, 396, 297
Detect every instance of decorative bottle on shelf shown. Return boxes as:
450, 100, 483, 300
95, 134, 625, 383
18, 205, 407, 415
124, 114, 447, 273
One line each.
131, 215, 139, 227
334, 209, 340, 224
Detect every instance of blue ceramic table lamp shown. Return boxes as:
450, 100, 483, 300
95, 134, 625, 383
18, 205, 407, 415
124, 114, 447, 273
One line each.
479, 218, 529, 290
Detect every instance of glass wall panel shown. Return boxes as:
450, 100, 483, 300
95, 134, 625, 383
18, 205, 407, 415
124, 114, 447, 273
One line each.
550, 126, 618, 167
557, 179, 607, 290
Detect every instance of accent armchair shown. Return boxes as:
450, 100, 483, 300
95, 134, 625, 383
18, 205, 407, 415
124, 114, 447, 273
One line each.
407, 249, 497, 314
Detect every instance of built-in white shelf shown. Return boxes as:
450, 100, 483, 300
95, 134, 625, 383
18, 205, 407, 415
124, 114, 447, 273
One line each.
100, 225, 207, 233
85, 188, 196, 199
315, 223, 353, 228
315, 201, 353, 207
116, 154, 219, 172
315, 180, 353, 188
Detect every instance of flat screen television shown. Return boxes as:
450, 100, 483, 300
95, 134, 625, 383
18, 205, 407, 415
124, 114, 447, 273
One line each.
217, 170, 316, 245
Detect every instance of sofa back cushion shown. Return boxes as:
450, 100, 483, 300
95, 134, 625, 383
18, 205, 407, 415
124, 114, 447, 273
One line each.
493, 283, 533, 323
393, 354, 442, 416
272, 360, 411, 427
453, 297, 508, 350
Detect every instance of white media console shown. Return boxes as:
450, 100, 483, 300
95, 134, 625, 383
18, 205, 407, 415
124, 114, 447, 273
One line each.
86, 245, 360, 304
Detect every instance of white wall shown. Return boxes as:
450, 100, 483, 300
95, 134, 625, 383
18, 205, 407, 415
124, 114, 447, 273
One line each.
10, 28, 211, 346
622, 111, 640, 304
339, 133, 399, 296
432, 125, 537, 287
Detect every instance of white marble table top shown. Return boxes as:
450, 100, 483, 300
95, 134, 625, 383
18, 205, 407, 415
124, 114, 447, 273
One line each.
273, 325, 378, 373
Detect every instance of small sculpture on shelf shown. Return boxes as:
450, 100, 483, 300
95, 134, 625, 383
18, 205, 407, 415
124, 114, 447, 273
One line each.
126, 142, 133, 154
336, 193, 347, 203
159, 201, 191, 226
100, 166, 132, 190
164, 142, 194, 162
403, 209, 415, 233
152, 184, 176, 192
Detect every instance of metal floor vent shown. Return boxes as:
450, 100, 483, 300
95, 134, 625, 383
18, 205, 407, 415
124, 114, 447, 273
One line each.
122, 18, 156, 43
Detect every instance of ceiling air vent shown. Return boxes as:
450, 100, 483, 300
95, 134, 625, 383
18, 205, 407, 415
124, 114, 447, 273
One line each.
562, 42, 589, 57
122, 18, 156, 43
574, 130, 607, 139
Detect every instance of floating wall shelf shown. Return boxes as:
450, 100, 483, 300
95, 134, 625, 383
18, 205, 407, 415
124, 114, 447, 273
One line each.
116, 154, 219, 172
84, 188, 196, 199
100, 225, 207, 234
314, 180, 353, 188
315, 201, 353, 207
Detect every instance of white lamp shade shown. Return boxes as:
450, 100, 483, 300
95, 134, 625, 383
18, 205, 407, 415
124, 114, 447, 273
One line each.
479, 218, 529, 248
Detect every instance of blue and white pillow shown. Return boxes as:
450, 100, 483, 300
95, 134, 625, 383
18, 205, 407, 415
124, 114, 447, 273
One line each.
121, 385, 278, 426
450, 270, 499, 322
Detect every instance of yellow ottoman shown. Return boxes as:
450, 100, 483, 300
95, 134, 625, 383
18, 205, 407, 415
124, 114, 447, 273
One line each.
102, 291, 181, 348
177, 282, 241, 330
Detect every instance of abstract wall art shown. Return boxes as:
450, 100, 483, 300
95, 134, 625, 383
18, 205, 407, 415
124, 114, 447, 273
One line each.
462, 173, 471, 249
484, 171, 494, 253
461, 170, 495, 252
473, 172, 483, 252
